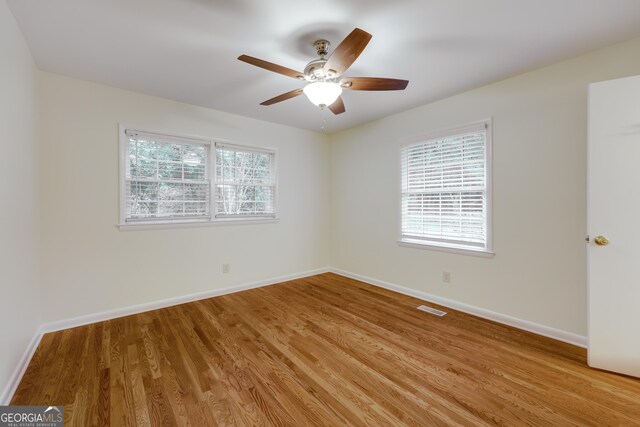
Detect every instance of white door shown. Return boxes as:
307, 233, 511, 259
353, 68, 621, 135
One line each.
588, 75, 640, 377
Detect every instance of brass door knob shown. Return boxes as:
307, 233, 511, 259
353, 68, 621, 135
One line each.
594, 235, 609, 246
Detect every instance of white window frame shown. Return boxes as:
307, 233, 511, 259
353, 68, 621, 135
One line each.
213, 141, 278, 220
397, 119, 494, 258
118, 124, 279, 230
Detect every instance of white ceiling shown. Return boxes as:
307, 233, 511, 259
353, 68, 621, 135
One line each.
8, 0, 640, 133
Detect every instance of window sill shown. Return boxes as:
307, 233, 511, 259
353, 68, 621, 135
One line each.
118, 217, 280, 231
397, 239, 495, 258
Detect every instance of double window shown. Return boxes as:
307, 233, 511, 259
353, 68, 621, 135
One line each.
120, 128, 276, 228
400, 121, 492, 254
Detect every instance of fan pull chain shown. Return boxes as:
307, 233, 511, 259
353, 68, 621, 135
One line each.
321, 106, 327, 133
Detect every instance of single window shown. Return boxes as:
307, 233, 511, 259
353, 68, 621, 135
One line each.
119, 128, 277, 228
400, 121, 492, 253
214, 143, 276, 218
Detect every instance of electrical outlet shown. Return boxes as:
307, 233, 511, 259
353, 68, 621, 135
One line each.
222, 263, 230, 274
442, 271, 451, 283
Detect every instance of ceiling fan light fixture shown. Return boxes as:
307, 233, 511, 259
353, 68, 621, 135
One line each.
238, 28, 408, 117
303, 81, 342, 107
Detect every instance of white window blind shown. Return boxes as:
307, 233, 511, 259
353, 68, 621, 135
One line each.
401, 123, 490, 250
215, 143, 276, 218
125, 130, 210, 222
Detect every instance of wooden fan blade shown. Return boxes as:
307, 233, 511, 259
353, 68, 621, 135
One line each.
341, 77, 409, 91
323, 28, 372, 76
260, 88, 304, 106
328, 96, 346, 115
238, 55, 305, 80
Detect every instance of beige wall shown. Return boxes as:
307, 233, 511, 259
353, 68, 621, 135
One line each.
330, 37, 640, 336
38, 72, 331, 323
6, 12, 640, 399
0, 0, 40, 402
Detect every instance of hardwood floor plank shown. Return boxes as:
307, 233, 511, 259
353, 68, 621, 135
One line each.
98, 368, 111, 427
11, 273, 640, 426
128, 343, 152, 427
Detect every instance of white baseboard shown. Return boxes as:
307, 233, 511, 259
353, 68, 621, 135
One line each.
0, 328, 44, 405
329, 268, 588, 348
41, 267, 331, 334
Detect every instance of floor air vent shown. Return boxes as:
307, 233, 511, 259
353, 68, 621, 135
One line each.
417, 305, 447, 317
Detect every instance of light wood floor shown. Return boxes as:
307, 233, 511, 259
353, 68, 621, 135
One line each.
12, 273, 640, 426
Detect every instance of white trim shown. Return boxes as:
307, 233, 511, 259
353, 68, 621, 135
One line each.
40, 268, 329, 334
329, 268, 588, 348
118, 217, 280, 231
119, 123, 128, 225
485, 118, 494, 252
0, 328, 44, 405
397, 240, 495, 258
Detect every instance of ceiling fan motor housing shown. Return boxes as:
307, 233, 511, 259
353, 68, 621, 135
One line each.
304, 39, 339, 80
304, 58, 328, 79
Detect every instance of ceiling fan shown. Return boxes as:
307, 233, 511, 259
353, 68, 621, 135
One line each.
238, 28, 409, 115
